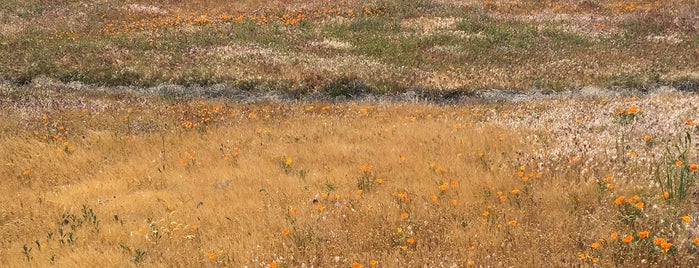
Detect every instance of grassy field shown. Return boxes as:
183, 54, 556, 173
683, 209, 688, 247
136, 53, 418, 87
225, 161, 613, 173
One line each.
2, 0, 699, 267
1, 0, 698, 92
1, 82, 699, 267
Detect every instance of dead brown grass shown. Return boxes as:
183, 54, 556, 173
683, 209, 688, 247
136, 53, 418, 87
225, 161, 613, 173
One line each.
1, 83, 699, 267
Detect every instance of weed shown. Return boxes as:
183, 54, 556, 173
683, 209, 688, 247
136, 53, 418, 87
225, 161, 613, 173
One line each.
655, 132, 699, 202
133, 249, 146, 263
21, 244, 31, 262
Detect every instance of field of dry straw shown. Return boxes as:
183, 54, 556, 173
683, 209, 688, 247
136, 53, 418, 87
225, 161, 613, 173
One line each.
1, 0, 699, 267
1, 82, 698, 267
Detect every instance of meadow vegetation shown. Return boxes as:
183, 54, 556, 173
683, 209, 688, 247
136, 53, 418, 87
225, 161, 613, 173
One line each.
1, 81, 699, 267
2, 0, 699, 267
0, 0, 697, 92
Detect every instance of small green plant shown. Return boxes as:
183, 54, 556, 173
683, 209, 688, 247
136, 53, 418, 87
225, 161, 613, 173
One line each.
357, 164, 376, 192
81, 204, 99, 232
614, 195, 645, 227
149, 221, 161, 242
613, 105, 642, 125
280, 156, 293, 175
298, 169, 307, 180
655, 131, 699, 202
21, 244, 32, 261
20, 169, 31, 185
133, 249, 146, 263
595, 176, 615, 193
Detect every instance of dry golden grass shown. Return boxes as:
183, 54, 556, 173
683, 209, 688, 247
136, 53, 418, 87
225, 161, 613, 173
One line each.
2, 84, 699, 267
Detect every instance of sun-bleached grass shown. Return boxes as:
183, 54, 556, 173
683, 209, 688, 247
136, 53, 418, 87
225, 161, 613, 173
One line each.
1, 0, 697, 91
1, 83, 698, 267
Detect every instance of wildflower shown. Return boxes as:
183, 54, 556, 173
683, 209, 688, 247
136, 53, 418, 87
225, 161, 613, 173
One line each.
209, 252, 216, 260
517, 171, 524, 177
435, 167, 445, 173
400, 212, 409, 219
369, 259, 377, 266
654, 237, 666, 246
482, 210, 489, 217
644, 135, 652, 141
662, 192, 670, 199
399, 155, 406, 162
282, 228, 289, 235
467, 259, 475, 266
693, 238, 699, 245
406, 237, 415, 245
683, 215, 691, 223
614, 195, 625, 205
676, 160, 683, 167
317, 205, 325, 212
439, 183, 448, 191
22, 169, 31, 176
500, 195, 507, 202
396, 227, 402, 233
607, 183, 614, 189
690, 164, 698, 172
622, 235, 633, 244
360, 165, 372, 173
508, 220, 517, 227
634, 202, 644, 210
611, 232, 618, 240
352, 262, 362, 268
685, 118, 695, 126
376, 178, 383, 184
285, 156, 292, 166
450, 199, 458, 206
638, 231, 649, 238
579, 252, 589, 259
477, 151, 484, 158
430, 195, 438, 202
356, 189, 363, 196
450, 181, 458, 188
288, 207, 297, 216
661, 242, 672, 253
591, 242, 600, 249
521, 176, 529, 183
270, 261, 278, 268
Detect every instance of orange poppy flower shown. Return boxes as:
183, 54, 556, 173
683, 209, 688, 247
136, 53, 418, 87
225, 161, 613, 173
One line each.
614, 196, 625, 205
622, 235, 633, 244
638, 230, 649, 238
